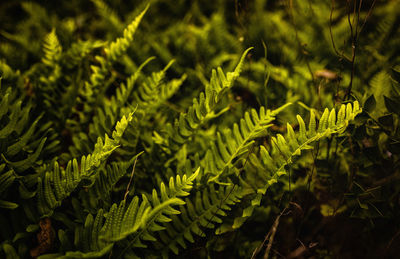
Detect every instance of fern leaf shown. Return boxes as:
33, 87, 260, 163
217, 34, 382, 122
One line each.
63, 169, 199, 257
91, 0, 123, 33
2, 137, 47, 172
155, 48, 253, 152
232, 101, 362, 229
63, 40, 104, 68
36, 113, 134, 216
156, 184, 242, 256
6, 114, 42, 156
42, 29, 62, 67
104, 4, 149, 62
206, 103, 291, 183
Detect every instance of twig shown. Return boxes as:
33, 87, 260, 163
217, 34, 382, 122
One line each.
285, 0, 316, 89
251, 206, 290, 259
358, 0, 377, 34
330, 0, 350, 61
123, 153, 141, 201
385, 229, 400, 253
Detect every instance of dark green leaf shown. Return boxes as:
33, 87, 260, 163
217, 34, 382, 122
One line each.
364, 95, 376, 113
384, 96, 400, 115
378, 114, 394, 129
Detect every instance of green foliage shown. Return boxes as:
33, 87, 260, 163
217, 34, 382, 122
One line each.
0, 0, 398, 258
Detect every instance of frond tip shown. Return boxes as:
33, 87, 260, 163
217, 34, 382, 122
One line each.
42, 28, 62, 67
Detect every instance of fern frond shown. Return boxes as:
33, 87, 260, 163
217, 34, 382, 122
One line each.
76, 4, 149, 129
115, 56, 155, 108
91, 0, 124, 33
155, 184, 242, 256
256, 101, 361, 194
205, 103, 291, 183
133, 60, 186, 112
36, 113, 134, 216
60, 169, 199, 258
84, 4, 148, 94
41, 29, 62, 67
0, 166, 18, 209
104, 4, 149, 62
68, 57, 153, 158
80, 153, 143, 211
0, 86, 48, 172
63, 40, 104, 68
155, 48, 253, 152
231, 101, 362, 230
110, 169, 199, 244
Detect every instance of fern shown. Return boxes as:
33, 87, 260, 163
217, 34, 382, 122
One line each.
41, 29, 62, 68
1, 1, 396, 258
0, 84, 48, 173
80, 153, 143, 211
65, 4, 149, 142
0, 165, 18, 209
45, 169, 199, 258
83, 4, 149, 98
154, 47, 253, 152
204, 103, 292, 183
36, 113, 134, 216
230, 101, 362, 230
155, 184, 242, 257
133, 60, 186, 112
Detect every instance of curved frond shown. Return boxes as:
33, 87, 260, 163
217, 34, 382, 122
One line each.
231, 101, 362, 230
155, 184, 242, 256
205, 103, 292, 183
59, 169, 199, 258
154, 48, 253, 152
36, 113, 134, 216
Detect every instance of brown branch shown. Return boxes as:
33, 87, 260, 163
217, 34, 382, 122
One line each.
330, 0, 351, 61
359, 0, 377, 35
124, 153, 141, 201
251, 206, 290, 259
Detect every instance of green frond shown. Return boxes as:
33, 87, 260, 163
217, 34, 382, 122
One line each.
205, 103, 291, 183
0, 88, 49, 172
115, 57, 155, 108
63, 40, 105, 68
104, 4, 149, 62
155, 48, 253, 152
42, 29, 62, 67
113, 169, 200, 243
80, 153, 142, 210
36, 113, 134, 216
59, 169, 199, 258
133, 60, 186, 112
0, 167, 18, 210
6, 114, 42, 157
91, 0, 123, 33
250, 101, 361, 195
77, 4, 149, 126
231, 101, 362, 230
155, 184, 242, 256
